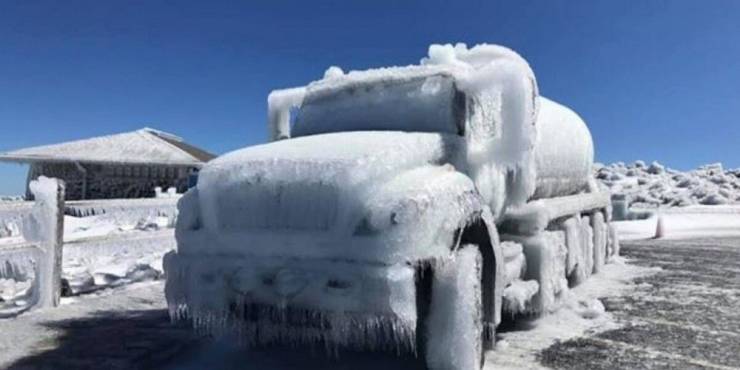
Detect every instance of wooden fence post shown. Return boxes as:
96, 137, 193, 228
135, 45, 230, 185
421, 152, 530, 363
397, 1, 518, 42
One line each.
27, 177, 65, 308
50, 179, 64, 307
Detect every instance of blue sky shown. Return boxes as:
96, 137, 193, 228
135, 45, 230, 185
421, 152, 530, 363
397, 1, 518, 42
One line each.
1, 0, 739, 195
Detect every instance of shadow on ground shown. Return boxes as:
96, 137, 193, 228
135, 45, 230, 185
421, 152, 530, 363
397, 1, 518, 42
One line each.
7, 309, 198, 370
6, 308, 426, 370
162, 340, 426, 370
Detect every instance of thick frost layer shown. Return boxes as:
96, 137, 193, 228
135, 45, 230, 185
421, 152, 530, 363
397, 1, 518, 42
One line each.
62, 230, 173, 295
0, 245, 38, 316
0, 203, 33, 242
65, 197, 179, 219
2, 128, 205, 165
22, 177, 60, 245
174, 42, 606, 355
164, 251, 417, 354
294, 75, 463, 137
579, 215, 595, 284
20, 177, 62, 308
267, 87, 306, 141
502, 232, 568, 314
425, 246, 482, 370
533, 97, 594, 199
422, 43, 540, 213
500, 241, 541, 315
0, 247, 37, 282
500, 192, 610, 236
267, 43, 541, 219
502, 241, 527, 286
503, 279, 539, 315
591, 212, 607, 273
193, 132, 486, 264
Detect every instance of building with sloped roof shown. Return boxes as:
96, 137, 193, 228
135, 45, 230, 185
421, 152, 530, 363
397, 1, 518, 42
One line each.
0, 128, 215, 200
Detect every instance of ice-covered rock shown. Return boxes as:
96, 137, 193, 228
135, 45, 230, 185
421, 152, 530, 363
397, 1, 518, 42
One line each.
570, 298, 605, 320
597, 161, 740, 209
647, 161, 665, 175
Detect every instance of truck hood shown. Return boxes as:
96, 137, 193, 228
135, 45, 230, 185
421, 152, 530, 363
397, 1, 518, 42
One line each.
197, 131, 462, 233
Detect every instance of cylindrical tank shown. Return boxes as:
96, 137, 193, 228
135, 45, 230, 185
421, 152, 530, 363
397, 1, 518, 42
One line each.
532, 97, 594, 199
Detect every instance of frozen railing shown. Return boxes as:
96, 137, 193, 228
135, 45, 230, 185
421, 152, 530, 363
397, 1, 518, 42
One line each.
2, 181, 181, 317
65, 197, 179, 220
0, 177, 65, 314
0, 201, 34, 239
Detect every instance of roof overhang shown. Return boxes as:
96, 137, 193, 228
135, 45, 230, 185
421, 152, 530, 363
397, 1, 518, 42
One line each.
0, 154, 205, 167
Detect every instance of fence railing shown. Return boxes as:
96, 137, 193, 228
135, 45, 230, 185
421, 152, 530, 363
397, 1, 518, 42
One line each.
0, 177, 65, 312
0, 201, 34, 239
65, 197, 179, 218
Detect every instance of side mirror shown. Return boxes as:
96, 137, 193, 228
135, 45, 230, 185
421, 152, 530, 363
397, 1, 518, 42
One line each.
268, 108, 291, 141
267, 87, 306, 142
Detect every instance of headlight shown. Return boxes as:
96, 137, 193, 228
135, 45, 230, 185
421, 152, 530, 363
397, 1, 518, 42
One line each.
352, 199, 424, 236
176, 188, 201, 231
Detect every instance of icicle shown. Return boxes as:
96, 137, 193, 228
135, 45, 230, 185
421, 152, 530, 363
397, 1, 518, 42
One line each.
0, 246, 39, 281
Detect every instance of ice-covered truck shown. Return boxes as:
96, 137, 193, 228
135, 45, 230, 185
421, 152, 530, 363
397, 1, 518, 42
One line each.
164, 43, 617, 370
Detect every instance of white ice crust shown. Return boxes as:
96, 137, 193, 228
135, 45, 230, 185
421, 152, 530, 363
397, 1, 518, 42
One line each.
534, 97, 594, 199
425, 246, 483, 370
267, 43, 543, 218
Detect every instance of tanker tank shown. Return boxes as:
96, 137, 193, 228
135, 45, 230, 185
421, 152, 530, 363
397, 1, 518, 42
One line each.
532, 97, 595, 200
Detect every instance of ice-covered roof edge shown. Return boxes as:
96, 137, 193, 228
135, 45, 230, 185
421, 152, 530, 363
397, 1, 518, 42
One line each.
0, 127, 215, 166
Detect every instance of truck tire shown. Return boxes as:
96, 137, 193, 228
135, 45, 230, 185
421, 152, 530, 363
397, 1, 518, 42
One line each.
418, 245, 485, 370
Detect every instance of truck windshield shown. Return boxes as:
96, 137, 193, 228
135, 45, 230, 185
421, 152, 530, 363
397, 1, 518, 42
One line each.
291, 75, 465, 137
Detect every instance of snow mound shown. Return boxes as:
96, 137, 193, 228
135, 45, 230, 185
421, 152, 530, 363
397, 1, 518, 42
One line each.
597, 161, 740, 209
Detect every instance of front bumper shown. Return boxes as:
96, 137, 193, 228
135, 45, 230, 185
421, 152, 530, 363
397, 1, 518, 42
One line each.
163, 250, 418, 351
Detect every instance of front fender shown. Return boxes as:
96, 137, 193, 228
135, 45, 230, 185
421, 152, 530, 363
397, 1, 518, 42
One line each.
457, 206, 504, 345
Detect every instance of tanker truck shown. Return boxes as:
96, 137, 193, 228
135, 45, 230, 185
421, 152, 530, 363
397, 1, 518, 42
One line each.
164, 43, 617, 370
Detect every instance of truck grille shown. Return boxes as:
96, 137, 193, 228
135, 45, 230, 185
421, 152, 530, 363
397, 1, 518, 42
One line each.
217, 182, 338, 231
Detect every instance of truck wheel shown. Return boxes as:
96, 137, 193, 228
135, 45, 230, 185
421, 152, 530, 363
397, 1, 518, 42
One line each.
418, 245, 485, 370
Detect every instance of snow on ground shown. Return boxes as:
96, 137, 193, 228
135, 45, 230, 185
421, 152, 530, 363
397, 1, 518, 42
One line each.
615, 205, 740, 241
62, 228, 175, 296
597, 161, 740, 208
487, 256, 659, 369
64, 213, 173, 241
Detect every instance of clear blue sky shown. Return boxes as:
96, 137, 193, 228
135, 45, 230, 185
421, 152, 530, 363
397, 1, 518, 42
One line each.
1, 0, 739, 195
